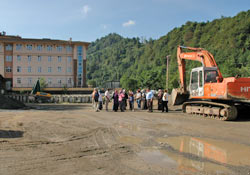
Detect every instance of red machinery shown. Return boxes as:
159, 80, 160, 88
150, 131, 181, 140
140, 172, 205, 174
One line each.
172, 46, 250, 120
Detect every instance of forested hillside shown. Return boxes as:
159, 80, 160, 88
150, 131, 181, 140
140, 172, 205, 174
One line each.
87, 10, 250, 90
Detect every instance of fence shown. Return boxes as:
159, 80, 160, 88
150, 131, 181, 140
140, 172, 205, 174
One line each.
5, 94, 92, 103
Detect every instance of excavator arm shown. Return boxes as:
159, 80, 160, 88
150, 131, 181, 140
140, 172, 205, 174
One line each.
177, 46, 223, 93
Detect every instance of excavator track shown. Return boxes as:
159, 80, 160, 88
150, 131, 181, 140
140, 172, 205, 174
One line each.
182, 101, 238, 121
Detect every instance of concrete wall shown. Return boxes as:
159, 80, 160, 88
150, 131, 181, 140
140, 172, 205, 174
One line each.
6, 94, 92, 103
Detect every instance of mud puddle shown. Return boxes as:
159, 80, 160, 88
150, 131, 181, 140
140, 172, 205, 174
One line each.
136, 136, 250, 174
156, 136, 250, 167
138, 148, 234, 174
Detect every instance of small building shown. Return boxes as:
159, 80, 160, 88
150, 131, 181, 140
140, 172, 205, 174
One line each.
0, 32, 90, 92
104, 81, 120, 89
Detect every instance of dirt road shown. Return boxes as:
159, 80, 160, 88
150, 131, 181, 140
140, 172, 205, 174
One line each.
0, 104, 250, 175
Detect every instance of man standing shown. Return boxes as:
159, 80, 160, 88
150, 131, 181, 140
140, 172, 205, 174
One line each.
105, 89, 110, 111
146, 88, 154, 112
98, 90, 103, 110
93, 89, 99, 112
92, 88, 97, 109
128, 90, 135, 111
136, 89, 142, 109
162, 89, 169, 112
157, 89, 163, 111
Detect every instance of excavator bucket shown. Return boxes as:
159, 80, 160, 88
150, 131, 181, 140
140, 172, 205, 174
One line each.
171, 88, 189, 105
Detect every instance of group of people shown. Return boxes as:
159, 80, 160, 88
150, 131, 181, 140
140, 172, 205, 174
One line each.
92, 88, 169, 113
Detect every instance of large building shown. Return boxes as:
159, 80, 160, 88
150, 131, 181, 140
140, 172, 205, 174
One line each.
0, 32, 90, 91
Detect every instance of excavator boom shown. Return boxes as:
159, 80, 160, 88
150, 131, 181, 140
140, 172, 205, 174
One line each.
177, 46, 223, 92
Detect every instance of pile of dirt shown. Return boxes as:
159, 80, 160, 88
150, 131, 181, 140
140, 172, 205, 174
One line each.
0, 95, 26, 109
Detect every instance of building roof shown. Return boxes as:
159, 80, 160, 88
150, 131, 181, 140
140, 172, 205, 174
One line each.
0, 35, 90, 46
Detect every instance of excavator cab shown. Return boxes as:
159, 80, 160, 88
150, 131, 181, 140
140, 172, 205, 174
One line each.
189, 67, 204, 97
189, 67, 219, 98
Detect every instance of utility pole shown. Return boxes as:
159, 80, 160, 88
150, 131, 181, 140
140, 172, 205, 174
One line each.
166, 55, 171, 90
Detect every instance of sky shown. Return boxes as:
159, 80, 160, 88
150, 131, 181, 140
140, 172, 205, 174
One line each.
0, 0, 249, 42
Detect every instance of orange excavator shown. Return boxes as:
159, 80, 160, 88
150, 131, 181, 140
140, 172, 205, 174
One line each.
172, 46, 250, 120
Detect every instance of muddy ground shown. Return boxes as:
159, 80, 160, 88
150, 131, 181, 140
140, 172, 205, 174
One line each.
0, 103, 250, 175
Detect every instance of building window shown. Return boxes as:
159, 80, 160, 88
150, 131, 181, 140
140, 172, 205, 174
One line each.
17, 55, 21, 61
28, 55, 32, 62
37, 45, 42, 51
38, 67, 42, 73
26, 44, 32, 50
5, 44, 13, 51
0, 44, 2, 50
48, 56, 52, 62
16, 44, 22, 50
5, 67, 12, 73
66, 45, 72, 52
56, 45, 62, 52
58, 79, 62, 85
58, 56, 62, 62
67, 56, 72, 63
28, 66, 32, 73
28, 78, 32, 84
17, 78, 21, 84
6, 55, 12, 62
77, 46, 83, 56
17, 66, 21, 73
57, 66, 62, 72
68, 78, 72, 84
48, 78, 52, 85
67, 67, 72, 73
47, 45, 52, 51
48, 67, 52, 73
77, 46, 83, 86
78, 67, 83, 73
78, 78, 82, 86
38, 56, 42, 62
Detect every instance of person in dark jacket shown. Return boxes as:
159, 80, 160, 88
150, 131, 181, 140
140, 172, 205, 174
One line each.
128, 90, 134, 111
157, 89, 163, 110
141, 89, 148, 110
123, 89, 128, 110
112, 90, 119, 112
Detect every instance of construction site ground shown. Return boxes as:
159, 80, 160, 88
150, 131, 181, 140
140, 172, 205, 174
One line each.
0, 103, 250, 175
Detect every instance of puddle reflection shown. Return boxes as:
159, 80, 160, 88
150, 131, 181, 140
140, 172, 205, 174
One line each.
138, 136, 250, 174
157, 136, 250, 167
138, 148, 233, 175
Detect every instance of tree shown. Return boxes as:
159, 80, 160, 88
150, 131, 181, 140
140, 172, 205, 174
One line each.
88, 80, 97, 87
120, 77, 139, 91
87, 10, 250, 92
39, 77, 47, 91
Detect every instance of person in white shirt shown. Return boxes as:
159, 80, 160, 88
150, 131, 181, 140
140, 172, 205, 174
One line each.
146, 88, 154, 112
105, 89, 110, 111
98, 90, 103, 110
162, 89, 169, 112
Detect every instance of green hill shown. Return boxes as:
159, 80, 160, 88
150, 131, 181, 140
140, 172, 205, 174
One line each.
87, 10, 250, 90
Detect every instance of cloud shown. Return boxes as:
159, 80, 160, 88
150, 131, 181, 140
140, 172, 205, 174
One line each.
122, 20, 136, 27
81, 5, 91, 16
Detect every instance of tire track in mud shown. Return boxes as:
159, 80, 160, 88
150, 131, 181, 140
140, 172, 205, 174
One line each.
0, 127, 137, 174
